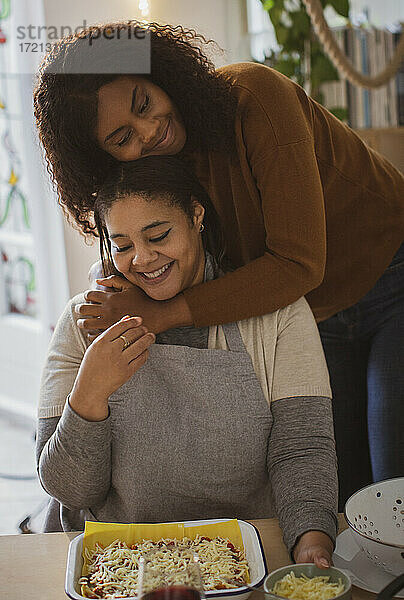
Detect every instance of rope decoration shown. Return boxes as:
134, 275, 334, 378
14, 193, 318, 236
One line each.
301, 0, 404, 88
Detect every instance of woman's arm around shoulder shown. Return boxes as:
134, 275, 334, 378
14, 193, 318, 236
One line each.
183, 65, 327, 327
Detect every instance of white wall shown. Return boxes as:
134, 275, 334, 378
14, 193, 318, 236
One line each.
43, 0, 143, 30
61, 221, 98, 299
43, 0, 250, 65
151, 0, 249, 66
42, 0, 250, 296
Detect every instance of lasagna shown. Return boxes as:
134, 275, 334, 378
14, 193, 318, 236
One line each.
79, 534, 249, 599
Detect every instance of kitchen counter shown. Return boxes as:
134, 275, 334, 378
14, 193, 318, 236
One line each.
0, 515, 376, 599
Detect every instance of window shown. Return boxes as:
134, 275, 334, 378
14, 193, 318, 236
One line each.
0, 0, 69, 419
246, 0, 278, 62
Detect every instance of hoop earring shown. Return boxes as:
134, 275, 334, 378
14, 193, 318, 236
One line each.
199, 223, 205, 232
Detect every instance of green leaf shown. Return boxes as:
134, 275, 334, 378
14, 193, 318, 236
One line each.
274, 56, 299, 77
311, 53, 338, 82
329, 107, 349, 121
290, 10, 311, 37
268, 6, 283, 26
274, 24, 289, 46
327, 0, 350, 18
316, 90, 325, 105
264, 0, 351, 94
311, 52, 339, 92
262, 0, 275, 10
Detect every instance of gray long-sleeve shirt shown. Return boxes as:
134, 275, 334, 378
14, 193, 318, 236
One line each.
36, 395, 337, 552
36, 255, 338, 551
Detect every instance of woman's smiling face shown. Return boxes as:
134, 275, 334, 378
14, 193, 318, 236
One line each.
96, 76, 187, 161
105, 194, 205, 300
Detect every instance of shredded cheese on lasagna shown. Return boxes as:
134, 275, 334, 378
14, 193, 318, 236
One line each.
79, 535, 249, 599
270, 572, 345, 600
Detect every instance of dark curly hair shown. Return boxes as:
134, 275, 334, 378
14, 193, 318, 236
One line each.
33, 21, 238, 237
94, 155, 232, 277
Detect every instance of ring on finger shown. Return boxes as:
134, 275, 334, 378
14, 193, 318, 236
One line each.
119, 334, 131, 350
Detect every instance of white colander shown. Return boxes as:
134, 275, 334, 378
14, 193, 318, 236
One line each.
345, 477, 404, 577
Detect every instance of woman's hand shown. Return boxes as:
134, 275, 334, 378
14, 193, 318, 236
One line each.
292, 530, 334, 569
79, 274, 134, 342
76, 275, 193, 337
96, 275, 134, 292
76, 276, 166, 334
69, 315, 155, 421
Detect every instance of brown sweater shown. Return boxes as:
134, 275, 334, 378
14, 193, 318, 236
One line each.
182, 62, 404, 326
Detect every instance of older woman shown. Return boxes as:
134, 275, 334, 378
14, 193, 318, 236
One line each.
37, 156, 337, 569
33, 22, 404, 510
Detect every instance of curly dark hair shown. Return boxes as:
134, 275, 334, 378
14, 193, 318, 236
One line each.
94, 155, 232, 277
33, 21, 238, 237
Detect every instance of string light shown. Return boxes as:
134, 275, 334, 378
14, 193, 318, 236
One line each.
138, 0, 150, 18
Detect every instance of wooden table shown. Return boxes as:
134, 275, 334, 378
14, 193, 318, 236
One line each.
0, 515, 376, 599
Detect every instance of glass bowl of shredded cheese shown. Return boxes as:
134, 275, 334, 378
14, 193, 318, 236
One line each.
263, 564, 351, 600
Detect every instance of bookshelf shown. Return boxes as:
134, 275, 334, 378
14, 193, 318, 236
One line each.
355, 126, 404, 173
320, 27, 403, 130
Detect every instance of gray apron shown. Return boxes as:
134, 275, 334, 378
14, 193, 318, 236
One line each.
92, 320, 275, 523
